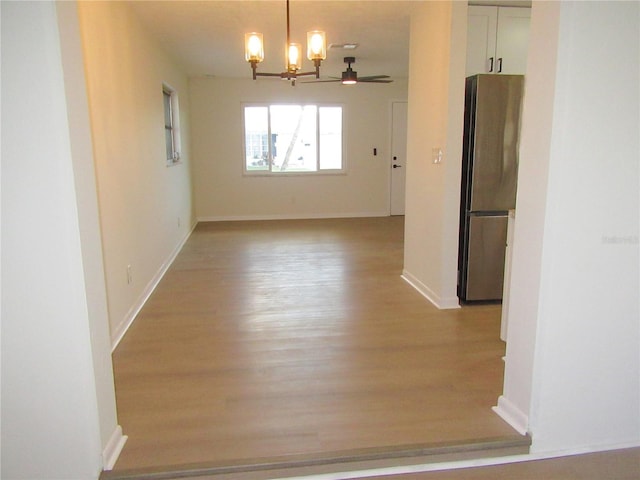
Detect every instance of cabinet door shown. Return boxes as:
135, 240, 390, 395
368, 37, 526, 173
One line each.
495, 7, 531, 75
466, 6, 498, 77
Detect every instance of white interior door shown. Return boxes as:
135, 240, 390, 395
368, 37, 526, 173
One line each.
390, 101, 408, 215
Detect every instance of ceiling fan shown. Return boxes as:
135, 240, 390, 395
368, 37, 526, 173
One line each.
303, 57, 393, 85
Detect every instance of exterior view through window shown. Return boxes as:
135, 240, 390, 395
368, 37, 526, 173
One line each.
244, 105, 343, 174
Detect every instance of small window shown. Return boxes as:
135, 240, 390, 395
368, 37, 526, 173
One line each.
163, 85, 181, 166
243, 104, 344, 174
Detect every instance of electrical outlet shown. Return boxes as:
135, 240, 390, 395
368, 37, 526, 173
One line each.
127, 265, 132, 285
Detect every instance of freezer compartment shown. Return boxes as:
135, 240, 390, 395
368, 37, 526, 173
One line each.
460, 213, 508, 302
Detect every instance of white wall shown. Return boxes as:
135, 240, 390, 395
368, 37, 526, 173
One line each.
1, 1, 118, 477
402, 1, 467, 309
78, 1, 194, 345
499, 0, 640, 453
55, 1, 124, 465
494, 0, 561, 436
189, 77, 408, 220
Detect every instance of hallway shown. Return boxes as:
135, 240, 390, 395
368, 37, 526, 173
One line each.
110, 217, 523, 474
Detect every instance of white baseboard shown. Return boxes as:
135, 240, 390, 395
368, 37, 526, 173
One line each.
493, 395, 529, 436
102, 425, 127, 471
401, 270, 460, 310
529, 439, 640, 457
285, 443, 640, 480
197, 212, 389, 222
111, 223, 197, 351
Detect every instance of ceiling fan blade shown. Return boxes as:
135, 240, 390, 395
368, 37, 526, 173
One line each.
358, 75, 391, 81
301, 79, 341, 83
303, 78, 393, 84
302, 74, 393, 85
300, 76, 341, 83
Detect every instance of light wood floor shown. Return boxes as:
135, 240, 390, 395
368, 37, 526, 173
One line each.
110, 217, 522, 473
376, 447, 640, 480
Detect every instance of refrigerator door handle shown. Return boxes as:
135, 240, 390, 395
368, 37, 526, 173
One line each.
487, 57, 494, 73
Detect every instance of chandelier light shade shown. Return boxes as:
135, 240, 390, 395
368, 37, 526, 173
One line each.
245, 33, 264, 63
287, 43, 302, 72
307, 30, 327, 62
245, 0, 326, 85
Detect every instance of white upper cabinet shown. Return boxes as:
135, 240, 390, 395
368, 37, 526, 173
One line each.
466, 6, 531, 77
495, 7, 531, 74
466, 6, 498, 76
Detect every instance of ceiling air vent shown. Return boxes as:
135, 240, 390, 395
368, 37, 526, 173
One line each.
329, 43, 359, 50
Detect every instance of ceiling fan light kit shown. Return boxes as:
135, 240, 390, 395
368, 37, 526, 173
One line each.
341, 57, 358, 85
245, 0, 326, 85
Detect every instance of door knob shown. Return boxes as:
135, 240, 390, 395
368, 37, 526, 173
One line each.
393, 164, 402, 168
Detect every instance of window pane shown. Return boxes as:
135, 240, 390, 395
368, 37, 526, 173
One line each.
244, 107, 269, 171
163, 91, 172, 127
165, 128, 174, 161
270, 105, 317, 172
319, 107, 342, 170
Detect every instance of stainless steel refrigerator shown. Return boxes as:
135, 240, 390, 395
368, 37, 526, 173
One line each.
458, 74, 524, 303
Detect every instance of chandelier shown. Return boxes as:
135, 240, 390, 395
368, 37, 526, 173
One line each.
245, 0, 326, 85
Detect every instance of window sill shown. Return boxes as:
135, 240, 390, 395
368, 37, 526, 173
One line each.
242, 170, 347, 177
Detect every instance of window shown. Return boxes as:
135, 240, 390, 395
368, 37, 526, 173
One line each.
163, 84, 181, 166
243, 104, 343, 174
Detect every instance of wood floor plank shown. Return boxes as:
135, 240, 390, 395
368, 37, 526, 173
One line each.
111, 217, 522, 471
373, 447, 640, 480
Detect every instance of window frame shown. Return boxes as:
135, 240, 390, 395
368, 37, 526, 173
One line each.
163, 83, 182, 167
242, 103, 346, 176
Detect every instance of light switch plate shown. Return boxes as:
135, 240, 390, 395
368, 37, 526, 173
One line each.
432, 147, 443, 164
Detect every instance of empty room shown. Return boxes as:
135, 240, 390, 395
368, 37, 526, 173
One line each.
1, 1, 638, 480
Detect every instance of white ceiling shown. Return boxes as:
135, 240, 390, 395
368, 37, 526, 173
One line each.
128, 0, 421, 80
